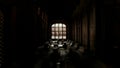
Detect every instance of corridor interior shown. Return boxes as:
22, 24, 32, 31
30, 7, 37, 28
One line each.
0, 0, 120, 68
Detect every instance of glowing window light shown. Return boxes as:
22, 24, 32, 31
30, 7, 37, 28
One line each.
59, 36, 62, 39
51, 23, 66, 39
59, 28, 62, 31
63, 36, 66, 39
52, 24, 55, 27
63, 24, 66, 27
52, 36, 55, 39
56, 36, 58, 39
59, 23, 62, 27
55, 23, 59, 27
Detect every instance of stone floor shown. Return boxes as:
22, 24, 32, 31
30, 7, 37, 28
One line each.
34, 51, 116, 68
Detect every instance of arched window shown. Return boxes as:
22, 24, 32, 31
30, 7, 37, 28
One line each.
51, 23, 66, 39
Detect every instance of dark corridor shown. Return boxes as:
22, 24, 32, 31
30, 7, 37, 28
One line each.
0, 0, 120, 68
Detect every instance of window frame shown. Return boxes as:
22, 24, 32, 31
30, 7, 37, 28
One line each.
51, 23, 66, 39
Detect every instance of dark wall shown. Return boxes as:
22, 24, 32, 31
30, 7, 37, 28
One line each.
33, 6, 48, 47
95, 1, 120, 64
1, 2, 48, 68
71, 1, 120, 63
71, 1, 96, 53
0, 9, 4, 67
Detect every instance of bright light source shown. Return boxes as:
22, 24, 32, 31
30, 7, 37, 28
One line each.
59, 23, 62, 27
51, 44, 54, 47
56, 36, 58, 39
52, 24, 55, 27
56, 24, 59, 27
59, 36, 62, 39
51, 23, 66, 39
63, 36, 66, 39
52, 36, 55, 39
58, 44, 63, 47
63, 24, 66, 27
